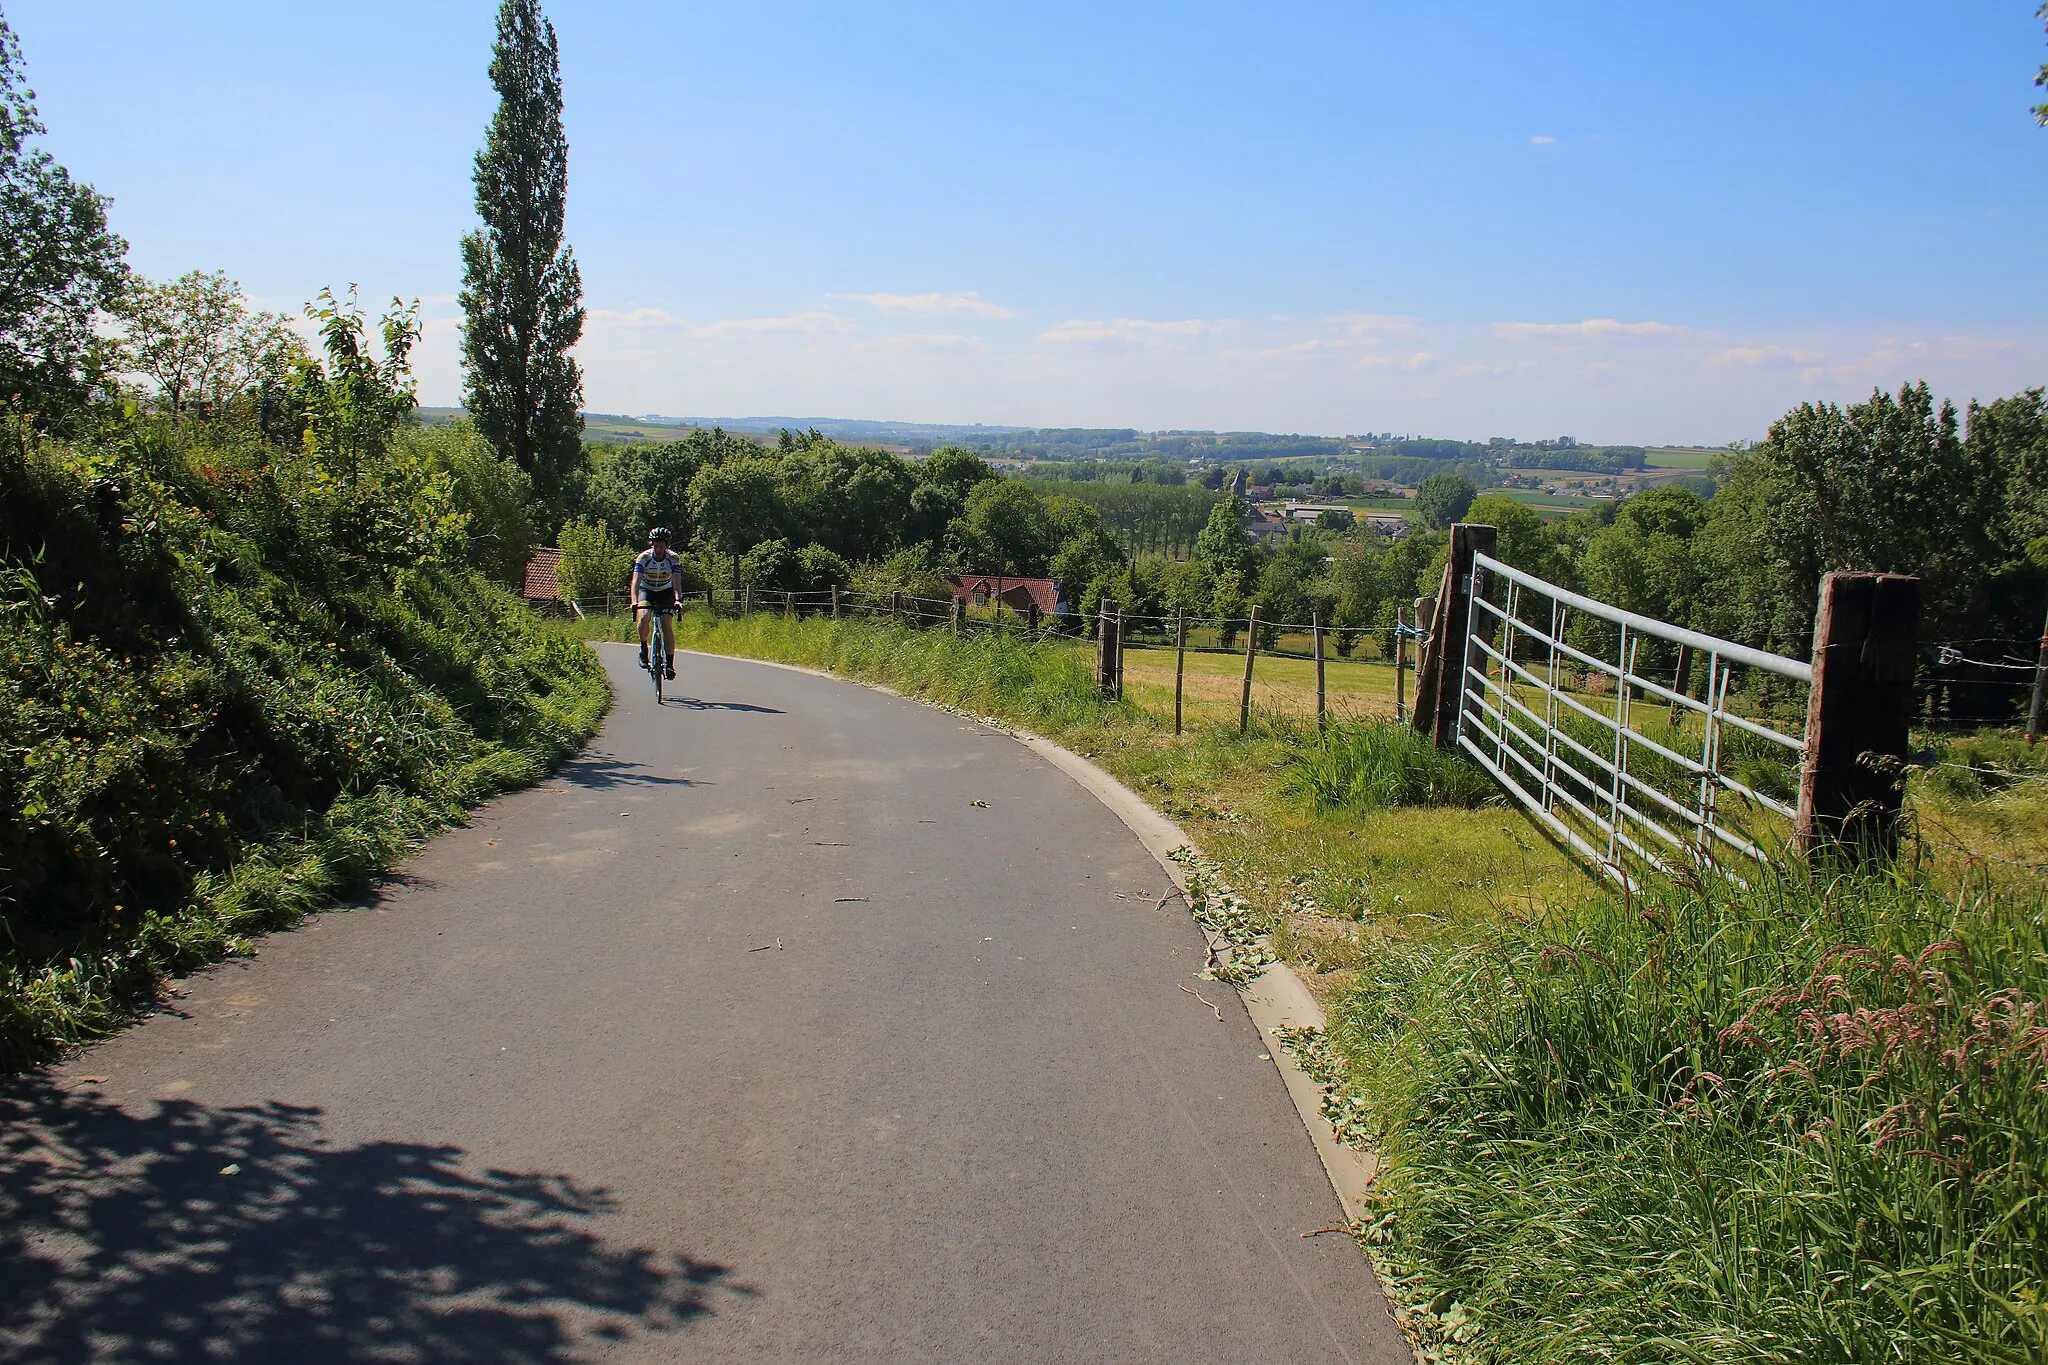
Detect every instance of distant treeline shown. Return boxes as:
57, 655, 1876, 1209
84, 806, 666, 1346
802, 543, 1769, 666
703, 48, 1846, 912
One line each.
917, 429, 1350, 463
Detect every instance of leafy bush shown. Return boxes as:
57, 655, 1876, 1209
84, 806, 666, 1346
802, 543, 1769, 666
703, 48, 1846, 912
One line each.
1, 429, 606, 1066
1280, 719, 1496, 813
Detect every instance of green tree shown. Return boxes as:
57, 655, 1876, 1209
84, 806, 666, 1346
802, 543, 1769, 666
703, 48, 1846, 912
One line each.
391, 421, 535, 585
1414, 473, 1477, 530
0, 14, 126, 428
459, 0, 585, 507
948, 480, 1057, 575
688, 456, 783, 558
1696, 383, 2001, 651
118, 270, 301, 419
1315, 507, 1356, 532
1194, 497, 1254, 577
556, 515, 634, 603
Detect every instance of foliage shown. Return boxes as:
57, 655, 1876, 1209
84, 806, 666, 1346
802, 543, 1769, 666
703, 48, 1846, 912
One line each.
389, 420, 536, 586
0, 13, 127, 431
555, 515, 634, 603
579, 426, 755, 548
115, 270, 301, 420
687, 455, 783, 555
459, 0, 585, 506
1194, 497, 1255, 578
1414, 472, 1477, 530
0, 428, 606, 1065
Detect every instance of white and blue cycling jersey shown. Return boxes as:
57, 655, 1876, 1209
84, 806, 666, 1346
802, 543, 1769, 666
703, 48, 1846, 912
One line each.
632, 548, 684, 597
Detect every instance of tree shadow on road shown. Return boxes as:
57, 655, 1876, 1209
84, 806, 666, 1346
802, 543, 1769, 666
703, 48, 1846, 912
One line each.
0, 1086, 746, 1362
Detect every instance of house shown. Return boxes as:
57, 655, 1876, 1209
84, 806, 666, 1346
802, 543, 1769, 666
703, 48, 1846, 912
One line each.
1284, 501, 1353, 524
1363, 514, 1410, 540
1240, 504, 1289, 544
947, 574, 1065, 617
522, 547, 564, 602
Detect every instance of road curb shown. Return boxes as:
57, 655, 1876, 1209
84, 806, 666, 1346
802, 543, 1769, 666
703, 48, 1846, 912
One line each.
674, 647, 1378, 1223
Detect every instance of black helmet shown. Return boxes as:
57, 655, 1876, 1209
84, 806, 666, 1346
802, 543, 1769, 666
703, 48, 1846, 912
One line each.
648, 526, 671, 543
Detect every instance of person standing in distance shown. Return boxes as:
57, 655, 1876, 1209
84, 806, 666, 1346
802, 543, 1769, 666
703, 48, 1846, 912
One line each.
632, 527, 684, 680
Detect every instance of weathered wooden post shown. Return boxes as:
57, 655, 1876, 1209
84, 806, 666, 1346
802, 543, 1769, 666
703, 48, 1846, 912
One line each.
742, 585, 753, 617
830, 584, 840, 619
952, 596, 965, 635
784, 590, 795, 619
1239, 605, 1260, 734
2028, 592, 2048, 745
1794, 572, 1920, 861
889, 589, 902, 624
1027, 600, 1041, 633
1416, 524, 1497, 750
1669, 644, 1694, 728
1112, 601, 1125, 699
1313, 609, 1327, 730
1097, 598, 1119, 696
1173, 611, 1187, 736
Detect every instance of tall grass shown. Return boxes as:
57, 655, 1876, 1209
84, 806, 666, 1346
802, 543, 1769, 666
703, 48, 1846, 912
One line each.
1336, 862, 2048, 1362
1281, 719, 1498, 813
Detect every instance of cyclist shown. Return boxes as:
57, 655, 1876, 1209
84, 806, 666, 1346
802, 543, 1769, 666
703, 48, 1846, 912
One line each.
631, 527, 684, 680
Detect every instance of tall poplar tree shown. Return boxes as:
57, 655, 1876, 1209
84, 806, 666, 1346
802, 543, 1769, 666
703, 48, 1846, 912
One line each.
459, 0, 584, 507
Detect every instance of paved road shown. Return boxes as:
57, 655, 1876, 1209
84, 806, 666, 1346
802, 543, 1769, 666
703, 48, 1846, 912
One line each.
2, 646, 1406, 1363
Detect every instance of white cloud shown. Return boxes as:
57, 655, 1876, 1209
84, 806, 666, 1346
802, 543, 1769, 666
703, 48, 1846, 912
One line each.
1037, 317, 1232, 344
585, 306, 857, 338
1709, 344, 1825, 369
1493, 318, 1682, 341
1324, 311, 1422, 336
832, 290, 1015, 320
1530, 135, 1556, 145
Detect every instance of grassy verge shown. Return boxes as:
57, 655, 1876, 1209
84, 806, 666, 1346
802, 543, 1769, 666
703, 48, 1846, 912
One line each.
3, 438, 610, 1068
662, 608, 2048, 1363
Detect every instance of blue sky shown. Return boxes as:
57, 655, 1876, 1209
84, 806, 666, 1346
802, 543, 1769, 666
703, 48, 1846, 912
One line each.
10, 1, 2046, 441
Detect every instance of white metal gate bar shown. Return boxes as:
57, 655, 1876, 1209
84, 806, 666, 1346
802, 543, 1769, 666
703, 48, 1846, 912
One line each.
1457, 551, 1811, 888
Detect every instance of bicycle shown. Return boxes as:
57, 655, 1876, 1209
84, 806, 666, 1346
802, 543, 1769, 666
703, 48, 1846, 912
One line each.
640, 603, 675, 704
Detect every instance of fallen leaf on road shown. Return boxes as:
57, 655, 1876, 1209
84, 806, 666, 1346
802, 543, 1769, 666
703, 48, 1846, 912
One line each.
789, 797, 813, 803
834, 897, 868, 903
70, 1076, 106, 1085
969, 800, 989, 808
810, 840, 849, 846
219, 1163, 241, 1176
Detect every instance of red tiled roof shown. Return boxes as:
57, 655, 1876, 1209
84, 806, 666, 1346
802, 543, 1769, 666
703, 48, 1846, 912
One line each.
523, 547, 563, 600
947, 574, 1062, 616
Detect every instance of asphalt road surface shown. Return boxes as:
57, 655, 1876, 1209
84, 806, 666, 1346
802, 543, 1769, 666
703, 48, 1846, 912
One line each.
2, 645, 1408, 1363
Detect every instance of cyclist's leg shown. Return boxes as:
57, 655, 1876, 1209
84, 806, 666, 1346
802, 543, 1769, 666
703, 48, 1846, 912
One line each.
661, 607, 677, 678
636, 603, 652, 663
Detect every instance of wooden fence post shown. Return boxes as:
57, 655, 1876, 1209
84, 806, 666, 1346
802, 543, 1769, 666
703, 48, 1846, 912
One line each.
1097, 599, 1119, 696
1669, 644, 1694, 728
830, 584, 840, 619
1239, 605, 1260, 733
742, 585, 752, 617
1174, 611, 1187, 736
784, 590, 794, 619
1794, 572, 1920, 861
1414, 524, 1497, 750
1313, 609, 1327, 730
952, 597, 965, 635
1112, 601, 1125, 699
1027, 600, 1040, 633
2028, 591, 2047, 745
